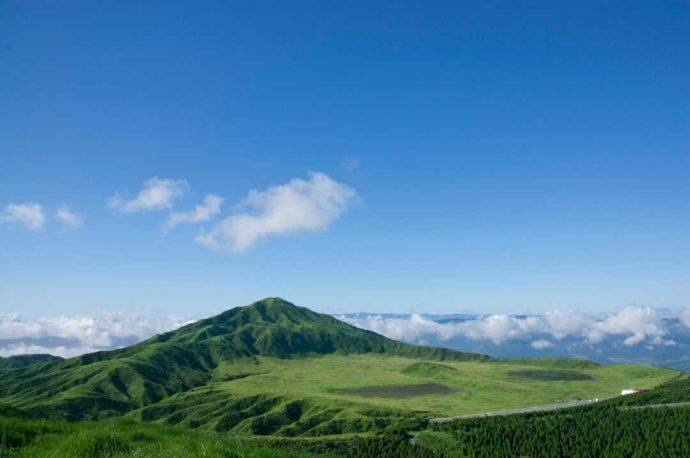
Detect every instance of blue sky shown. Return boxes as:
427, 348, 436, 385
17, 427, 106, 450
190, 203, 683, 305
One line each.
1, 1, 688, 317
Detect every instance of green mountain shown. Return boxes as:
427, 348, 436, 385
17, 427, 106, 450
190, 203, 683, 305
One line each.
0, 298, 488, 420
0, 298, 684, 456
0, 354, 63, 372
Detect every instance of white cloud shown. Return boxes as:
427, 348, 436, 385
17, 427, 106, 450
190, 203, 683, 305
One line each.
542, 311, 593, 340
2, 306, 689, 360
197, 172, 356, 252
1, 202, 46, 231
531, 339, 554, 350
343, 306, 689, 349
55, 206, 83, 228
586, 307, 665, 346
337, 314, 456, 342
680, 309, 690, 328
164, 194, 223, 231
0, 312, 196, 358
650, 336, 677, 347
108, 177, 188, 213
457, 314, 526, 345
0, 343, 100, 359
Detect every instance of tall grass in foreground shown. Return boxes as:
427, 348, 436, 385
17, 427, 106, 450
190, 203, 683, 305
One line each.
0, 415, 315, 458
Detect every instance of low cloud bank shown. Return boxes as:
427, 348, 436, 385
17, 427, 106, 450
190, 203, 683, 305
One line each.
2, 306, 688, 360
340, 306, 690, 349
0, 313, 196, 358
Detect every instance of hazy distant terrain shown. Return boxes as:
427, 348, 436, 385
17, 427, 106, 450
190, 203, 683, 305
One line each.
341, 311, 690, 372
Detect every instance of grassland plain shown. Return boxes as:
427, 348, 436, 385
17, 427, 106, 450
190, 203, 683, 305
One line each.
129, 353, 678, 439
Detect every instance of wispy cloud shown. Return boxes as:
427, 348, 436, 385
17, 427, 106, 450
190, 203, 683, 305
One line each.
340, 156, 360, 173
164, 194, 223, 231
108, 177, 188, 213
1, 202, 46, 231
55, 206, 83, 228
197, 172, 356, 252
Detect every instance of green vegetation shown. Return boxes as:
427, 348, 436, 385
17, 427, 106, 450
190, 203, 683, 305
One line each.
0, 298, 488, 421
499, 357, 602, 369
0, 355, 62, 373
121, 352, 676, 437
401, 362, 459, 378
422, 394, 690, 457
0, 407, 319, 457
0, 298, 685, 457
603, 374, 690, 407
4, 378, 690, 457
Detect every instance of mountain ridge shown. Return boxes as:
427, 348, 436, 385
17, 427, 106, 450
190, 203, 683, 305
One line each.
0, 297, 490, 420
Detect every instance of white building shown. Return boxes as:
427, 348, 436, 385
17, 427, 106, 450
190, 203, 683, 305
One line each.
621, 387, 649, 396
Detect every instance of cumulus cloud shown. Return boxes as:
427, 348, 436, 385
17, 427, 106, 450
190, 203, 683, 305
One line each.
1, 202, 46, 231
680, 309, 690, 328
108, 177, 188, 213
459, 314, 542, 344
0, 312, 196, 358
164, 194, 223, 231
339, 314, 456, 342
650, 336, 677, 347
531, 339, 554, 350
196, 172, 356, 252
585, 307, 666, 345
342, 306, 690, 349
55, 206, 83, 228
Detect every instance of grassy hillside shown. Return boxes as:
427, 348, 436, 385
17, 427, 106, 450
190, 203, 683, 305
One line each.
0, 298, 488, 420
0, 355, 62, 372
0, 298, 683, 457
419, 377, 690, 457
130, 354, 677, 436
0, 405, 322, 458
3, 376, 690, 457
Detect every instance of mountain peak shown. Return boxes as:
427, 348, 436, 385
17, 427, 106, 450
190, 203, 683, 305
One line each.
182, 298, 491, 362
244, 297, 297, 310
209, 297, 322, 327
0, 298, 490, 420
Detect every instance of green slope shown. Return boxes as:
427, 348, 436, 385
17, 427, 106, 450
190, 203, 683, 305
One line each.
3, 376, 690, 457
0, 298, 488, 420
0, 405, 321, 458
0, 297, 684, 456
420, 376, 690, 457
0, 354, 62, 372
128, 354, 677, 437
